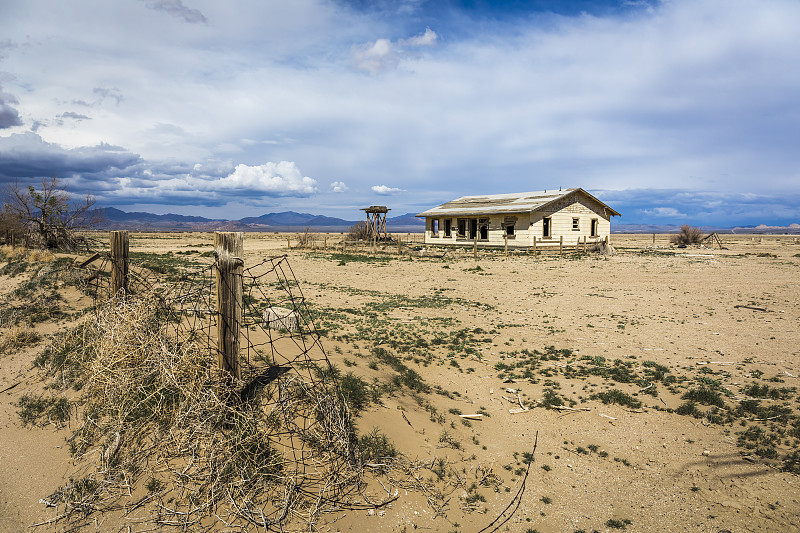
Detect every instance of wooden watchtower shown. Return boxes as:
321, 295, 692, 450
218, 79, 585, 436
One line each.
362, 206, 390, 241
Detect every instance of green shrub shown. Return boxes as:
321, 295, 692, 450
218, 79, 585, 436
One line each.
681, 386, 724, 407
592, 389, 642, 409
359, 428, 397, 465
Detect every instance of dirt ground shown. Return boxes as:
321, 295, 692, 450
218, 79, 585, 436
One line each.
1, 232, 799, 532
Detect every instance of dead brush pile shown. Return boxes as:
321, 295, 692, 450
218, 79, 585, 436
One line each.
37, 292, 364, 531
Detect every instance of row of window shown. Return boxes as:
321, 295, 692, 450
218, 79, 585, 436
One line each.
430, 217, 599, 238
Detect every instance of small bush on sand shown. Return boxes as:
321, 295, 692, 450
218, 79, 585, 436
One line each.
670, 225, 703, 245
348, 220, 370, 241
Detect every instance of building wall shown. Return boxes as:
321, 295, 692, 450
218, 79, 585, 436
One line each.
422, 192, 614, 247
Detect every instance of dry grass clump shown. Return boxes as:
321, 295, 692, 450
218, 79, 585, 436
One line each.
670, 224, 704, 245
27, 249, 55, 262
38, 292, 363, 531
0, 325, 42, 354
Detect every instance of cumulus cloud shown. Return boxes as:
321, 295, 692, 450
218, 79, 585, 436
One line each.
330, 180, 348, 193
371, 185, 405, 195
143, 0, 207, 23
351, 28, 438, 74
217, 162, 318, 196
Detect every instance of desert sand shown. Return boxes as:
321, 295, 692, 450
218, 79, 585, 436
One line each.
1, 232, 799, 532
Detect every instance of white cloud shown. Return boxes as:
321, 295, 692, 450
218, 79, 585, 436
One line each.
330, 180, 348, 193
351, 28, 438, 73
402, 28, 437, 47
372, 185, 405, 195
641, 207, 686, 218
217, 162, 318, 196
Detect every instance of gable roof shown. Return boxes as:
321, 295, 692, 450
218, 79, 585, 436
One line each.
416, 188, 621, 218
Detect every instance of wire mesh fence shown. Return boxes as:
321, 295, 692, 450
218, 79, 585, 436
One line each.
43, 251, 369, 531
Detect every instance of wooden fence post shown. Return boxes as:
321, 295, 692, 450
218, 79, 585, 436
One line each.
533, 236, 537, 255
559, 235, 563, 256
215, 232, 243, 380
109, 230, 129, 297
583, 235, 587, 253
473, 233, 478, 259
504, 234, 508, 257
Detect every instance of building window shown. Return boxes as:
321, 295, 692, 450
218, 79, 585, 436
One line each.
432, 219, 439, 236
457, 218, 467, 238
505, 224, 515, 237
543, 217, 551, 238
572, 217, 580, 231
591, 219, 598, 237
444, 219, 452, 237
470, 219, 478, 239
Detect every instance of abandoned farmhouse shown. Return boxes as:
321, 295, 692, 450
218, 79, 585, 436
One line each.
416, 188, 620, 249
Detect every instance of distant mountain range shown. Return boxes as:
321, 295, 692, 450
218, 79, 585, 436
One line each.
98, 207, 426, 232
97, 208, 800, 234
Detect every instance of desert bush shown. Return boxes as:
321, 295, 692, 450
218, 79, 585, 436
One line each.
34, 292, 362, 530
591, 388, 642, 409
339, 371, 373, 414
347, 220, 370, 241
296, 226, 313, 247
0, 326, 42, 354
358, 427, 397, 464
16, 394, 70, 427
670, 224, 704, 245
681, 386, 725, 407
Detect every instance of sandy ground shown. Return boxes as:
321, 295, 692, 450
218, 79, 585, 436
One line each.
1, 233, 799, 532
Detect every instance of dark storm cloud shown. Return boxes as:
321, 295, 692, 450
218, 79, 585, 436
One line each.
0, 86, 22, 129
0, 132, 141, 183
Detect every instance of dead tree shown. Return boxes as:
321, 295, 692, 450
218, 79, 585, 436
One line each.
2, 177, 103, 250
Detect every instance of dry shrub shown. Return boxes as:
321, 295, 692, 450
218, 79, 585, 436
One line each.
40, 292, 364, 531
348, 220, 370, 241
0, 244, 27, 261
27, 249, 55, 263
670, 224, 704, 245
295, 226, 313, 247
0, 326, 42, 354
590, 241, 616, 256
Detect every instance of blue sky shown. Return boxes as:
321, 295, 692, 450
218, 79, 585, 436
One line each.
1, 0, 799, 226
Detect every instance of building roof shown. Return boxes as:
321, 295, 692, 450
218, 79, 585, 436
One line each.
416, 188, 621, 218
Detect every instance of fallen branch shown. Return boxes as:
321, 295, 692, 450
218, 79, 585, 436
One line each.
549, 405, 590, 412
478, 431, 538, 533
458, 414, 484, 420
734, 305, 767, 312
0, 381, 21, 394
599, 413, 617, 420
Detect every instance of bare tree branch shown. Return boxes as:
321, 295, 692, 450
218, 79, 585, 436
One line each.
1, 176, 104, 250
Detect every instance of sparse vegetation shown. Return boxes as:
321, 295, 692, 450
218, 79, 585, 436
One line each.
670, 224, 703, 246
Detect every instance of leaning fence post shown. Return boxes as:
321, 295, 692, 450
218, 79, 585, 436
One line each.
109, 230, 129, 297
215, 232, 243, 380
